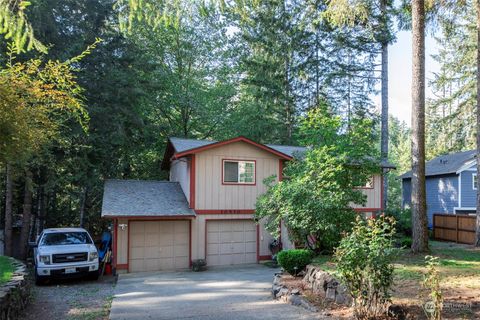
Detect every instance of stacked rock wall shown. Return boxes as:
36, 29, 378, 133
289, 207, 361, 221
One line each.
302, 265, 352, 305
0, 259, 30, 320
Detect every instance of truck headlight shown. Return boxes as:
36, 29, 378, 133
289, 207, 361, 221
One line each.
39, 255, 50, 265
89, 251, 98, 262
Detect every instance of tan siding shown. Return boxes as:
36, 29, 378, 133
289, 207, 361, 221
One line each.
195, 141, 280, 210
351, 174, 382, 209
170, 158, 190, 204
280, 220, 295, 250
258, 218, 274, 257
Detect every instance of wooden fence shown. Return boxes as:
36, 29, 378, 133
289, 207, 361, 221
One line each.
433, 213, 476, 244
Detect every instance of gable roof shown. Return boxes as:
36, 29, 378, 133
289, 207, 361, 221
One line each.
169, 137, 215, 153
101, 180, 195, 217
400, 150, 476, 179
162, 136, 308, 169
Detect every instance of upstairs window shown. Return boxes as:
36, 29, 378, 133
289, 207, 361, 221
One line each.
354, 176, 374, 189
223, 160, 255, 185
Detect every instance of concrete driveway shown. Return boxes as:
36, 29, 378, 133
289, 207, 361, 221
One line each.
110, 265, 322, 319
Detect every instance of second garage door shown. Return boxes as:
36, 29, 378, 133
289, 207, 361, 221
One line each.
206, 220, 257, 266
129, 220, 190, 272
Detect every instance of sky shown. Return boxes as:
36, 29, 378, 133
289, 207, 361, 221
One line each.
373, 30, 440, 127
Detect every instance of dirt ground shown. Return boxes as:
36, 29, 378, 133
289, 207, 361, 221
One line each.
280, 272, 480, 320
20, 275, 115, 320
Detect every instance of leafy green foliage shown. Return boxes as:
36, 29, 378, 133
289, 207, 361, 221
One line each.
255, 105, 379, 253
386, 208, 412, 236
426, 1, 476, 157
386, 115, 410, 211
423, 256, 442, 320
0, 0, 46, 53
277, 249, 313, 276
0, 44, 87, 165
399, 236, 413, 248
0, 256, 14, 284
335, 215, 398, 319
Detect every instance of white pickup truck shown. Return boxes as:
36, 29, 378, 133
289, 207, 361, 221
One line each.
32, 228, 99, 285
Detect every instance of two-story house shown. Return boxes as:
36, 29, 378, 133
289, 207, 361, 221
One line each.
401, 150, 477, 227
101, 136, 386, 273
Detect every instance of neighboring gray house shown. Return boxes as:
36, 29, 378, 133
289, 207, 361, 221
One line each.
400, 150, 477, 227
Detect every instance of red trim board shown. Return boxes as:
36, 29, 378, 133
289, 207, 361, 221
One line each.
194, 209, 255, 215
190, 154, 196, 209
354, 208, 382, 212
279, 160, 284, 181
104, 215, 196, 220
174, 136, 293, 160
113, 218, 118, 269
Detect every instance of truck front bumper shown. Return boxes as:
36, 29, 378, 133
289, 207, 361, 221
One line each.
37, 262, 99, 277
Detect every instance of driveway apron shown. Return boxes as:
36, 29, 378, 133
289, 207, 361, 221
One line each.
110, 265, 322, 319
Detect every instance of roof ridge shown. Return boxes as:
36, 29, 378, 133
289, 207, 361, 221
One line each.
105, 179, 179, 184
266, 143, 306, 148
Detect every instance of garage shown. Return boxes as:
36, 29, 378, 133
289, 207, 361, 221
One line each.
206, 220, 257, 266
129, 220, 190, 272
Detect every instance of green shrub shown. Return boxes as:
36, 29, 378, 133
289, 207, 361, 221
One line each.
400, 237, 412, 248
335, 215, 398, 319
385, 208, 411, 236
277, 249, 313, 276
423, 256, 442, 320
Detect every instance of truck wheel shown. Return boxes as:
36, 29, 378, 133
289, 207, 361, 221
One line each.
34, 268, 49, 285
88, 270, 99, 281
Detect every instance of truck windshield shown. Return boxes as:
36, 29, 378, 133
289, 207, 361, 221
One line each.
40, 232, 93, 246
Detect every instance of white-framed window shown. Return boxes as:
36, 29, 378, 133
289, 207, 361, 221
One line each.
355, 176, 374, 189
473, 173, 477, 190
223, 160, 255, 185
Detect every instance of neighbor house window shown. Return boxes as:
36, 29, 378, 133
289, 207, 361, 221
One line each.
355, 176, 374, 189
223, 160, 255, 184
473, 173, 477, 190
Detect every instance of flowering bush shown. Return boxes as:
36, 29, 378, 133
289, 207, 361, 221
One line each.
335, 215, 398, 319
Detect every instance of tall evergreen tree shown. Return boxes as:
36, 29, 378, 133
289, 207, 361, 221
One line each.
411, 0, 429, 253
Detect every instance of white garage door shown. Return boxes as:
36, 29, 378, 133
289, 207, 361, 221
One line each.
129, 220, 189, 272
206, 220, 257, 266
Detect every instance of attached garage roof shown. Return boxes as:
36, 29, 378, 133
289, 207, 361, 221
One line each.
101, 180, 195, 218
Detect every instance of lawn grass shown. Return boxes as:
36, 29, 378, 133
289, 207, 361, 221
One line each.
0, 256, 15, 285
312, 241, 480, 280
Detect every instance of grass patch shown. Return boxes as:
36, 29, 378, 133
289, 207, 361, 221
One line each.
0, 256, 15, 285
67, 294, 114, 320
312, 241, 480, 280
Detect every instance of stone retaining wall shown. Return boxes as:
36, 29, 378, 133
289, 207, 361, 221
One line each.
302, 265, 352, 305
272, 272, 317, 312
0, 258, 30, 320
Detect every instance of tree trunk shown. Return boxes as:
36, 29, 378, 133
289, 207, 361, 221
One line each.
411, 0, 429, 253
79, 187, 87, 228
380, 0, 389, 211
19, 170, 33, 260
476, 0, 480, 246
35, 187, 43, 238
4, 164, 13, 256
